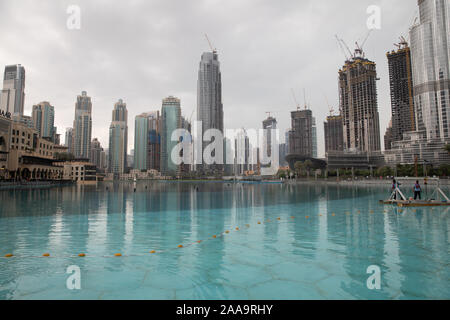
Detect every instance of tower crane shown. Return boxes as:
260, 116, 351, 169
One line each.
394, 36, 408, 49
291, 89, 301, 111
335, 35, 353, 61
323, 94, 334, 116
204, 34, 217, 53
355, 29, 373, 57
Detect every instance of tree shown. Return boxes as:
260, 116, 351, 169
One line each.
377, 166, 393, 177
277, 169, 286, 179
304, 160, 313, 179
294, 161, 304, 178
444, 144, 450, 154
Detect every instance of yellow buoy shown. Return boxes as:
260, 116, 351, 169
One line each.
225, 231, 230, 234
178, 245, 183, 248
197, 240, 202, 244
4, 254, 13, 258
78, 253, 86, 257
150, 250, 156, 254
212, 235, 217, 239
236, 227, 239, 231
332, 213, 335, 216
114, 253, 122, 257
277, 217, 281, 220
246, 224, 250, 228
291, 216, 295, 219
43, 253, 50, 257
257, 221, 261, 224
305, 216, 309, 219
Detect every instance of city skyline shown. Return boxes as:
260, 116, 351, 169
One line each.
0, 0, 419, 158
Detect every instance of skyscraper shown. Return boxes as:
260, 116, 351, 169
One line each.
72, 91, 92, 159
65, 128, 73, 154
108, 99, 128, 174
387, 40, 415, 143
91, 138, 106, 170
197, 51, 224, 173
134, 111, 160, 171
0, 64, 25, 115
324, 115, 344, 154
339, 51, 381, 152
312, 117, 318, 158
234, 128, 250, 176
160, 96, 181, 176
288, 109, 313, 157
410, 0, 450, 141
384, 120, 394, 151
262, 116, 277, 158
32, 101, 55, 141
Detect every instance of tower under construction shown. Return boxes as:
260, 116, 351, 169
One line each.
339, 50, 381, 153
324, 115, 344, 154
288, 109, 313, 158
386, 39, 415, 147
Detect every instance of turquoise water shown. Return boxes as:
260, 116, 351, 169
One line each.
0, 182, 448, 300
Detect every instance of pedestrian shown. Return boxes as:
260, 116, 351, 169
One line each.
413, 180, 421, 200
392, 179, 398, 199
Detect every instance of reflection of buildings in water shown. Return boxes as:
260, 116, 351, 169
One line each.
394, 207, 448, 297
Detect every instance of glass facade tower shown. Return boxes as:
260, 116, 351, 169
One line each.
410, 0, 450, 140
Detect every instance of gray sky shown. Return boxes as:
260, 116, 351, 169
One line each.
0, 0, 418, 157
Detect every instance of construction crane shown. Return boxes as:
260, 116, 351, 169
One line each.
291, 89, 301, 111
303, 88, 307, 110
188, 109, 195, 124
394, 36, 408, 49
335, 35, 353, 61
323, 94, 334, 116
204, 34, 217, 53
355, 29, 373, 57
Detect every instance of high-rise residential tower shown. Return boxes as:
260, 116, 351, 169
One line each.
339, 51, 381, 152
324, 114, 344, 154
262, 116, 277, 159
134, 111, 160, 171
410, 0, 450, 141
0, 64, 25, 115
288, 109, 313, 157
91, 138, 106, 170
312, 117, 318, 158
197, 50, 224, 174
32, 101, 55, 141
108, 99, 128, 174
160, 96, 181, 176
72, 91, 92, 159
387, 40, 415, 144
65, 128, 73, 154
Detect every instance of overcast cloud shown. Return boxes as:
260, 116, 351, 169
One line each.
0, 0, 418, 157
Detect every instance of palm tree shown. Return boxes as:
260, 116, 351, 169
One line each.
445, 144, 450, 154
304, 160, 313, 179
294, 161, 303, 178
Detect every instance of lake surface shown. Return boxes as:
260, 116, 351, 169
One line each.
0, 181, 448, 299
